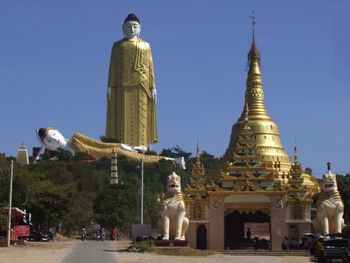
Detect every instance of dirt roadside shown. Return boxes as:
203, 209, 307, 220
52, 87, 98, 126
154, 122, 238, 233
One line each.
0, 240, 77, 263
115, 241, 310, 263
0, 240, 310, 263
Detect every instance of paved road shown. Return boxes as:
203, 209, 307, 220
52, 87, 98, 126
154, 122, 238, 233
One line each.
62, 240, 118, 263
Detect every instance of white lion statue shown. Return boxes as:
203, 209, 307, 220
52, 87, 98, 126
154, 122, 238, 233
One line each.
160, 171, 189, 240
313, 168, 346, 235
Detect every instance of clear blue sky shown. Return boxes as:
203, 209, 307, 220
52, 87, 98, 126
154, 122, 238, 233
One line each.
1, 1, 349, 177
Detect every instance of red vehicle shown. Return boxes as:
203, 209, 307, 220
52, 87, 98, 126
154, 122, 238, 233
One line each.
1, 207, 30, 245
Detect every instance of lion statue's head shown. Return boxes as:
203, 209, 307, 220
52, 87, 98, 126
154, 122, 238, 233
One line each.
321, 170, 338, 193
167, 171, 181, 193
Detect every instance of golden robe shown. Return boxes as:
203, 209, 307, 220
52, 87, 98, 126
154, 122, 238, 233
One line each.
70, 133, 165, 164
105, 38, 158, 146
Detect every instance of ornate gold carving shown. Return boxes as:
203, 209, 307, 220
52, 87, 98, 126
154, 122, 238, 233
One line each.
206, 182, 222, 192
233, 180, 264, 192
212, 198, 221, 209
275, 198, 283, 208
248, 88, 263, 97
193, 201, 202, 219
224, 206, 271, 217
266, 180, 285, 191
195, 192, 202, 200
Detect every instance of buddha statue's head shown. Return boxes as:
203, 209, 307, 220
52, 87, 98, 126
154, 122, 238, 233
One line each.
36, 127, 67, 151
122, 13, 141, 41
167, 171, 182, 193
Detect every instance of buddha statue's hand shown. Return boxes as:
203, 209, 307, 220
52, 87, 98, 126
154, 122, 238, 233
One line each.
132, 145, 147, 153
152, 88, 157, 104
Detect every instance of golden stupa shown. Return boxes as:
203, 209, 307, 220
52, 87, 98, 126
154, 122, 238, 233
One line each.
224, 32, 291, 173
184, 20, 319, 251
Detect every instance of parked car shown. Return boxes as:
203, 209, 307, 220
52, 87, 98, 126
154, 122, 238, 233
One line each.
312, 237, 350, 263
27, 230, 50, 242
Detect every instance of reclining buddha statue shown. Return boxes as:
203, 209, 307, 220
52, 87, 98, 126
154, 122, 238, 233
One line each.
34, 127, 185, 167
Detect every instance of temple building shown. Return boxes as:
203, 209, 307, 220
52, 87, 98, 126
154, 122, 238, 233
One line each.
184, 29, 319, 250
16, 144, 29, 166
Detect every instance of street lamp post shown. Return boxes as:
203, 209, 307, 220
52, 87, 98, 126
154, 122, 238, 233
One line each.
7, 160, 13, 247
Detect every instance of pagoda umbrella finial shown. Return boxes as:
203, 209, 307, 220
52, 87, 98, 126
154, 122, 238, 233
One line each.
327, 161, 331, 172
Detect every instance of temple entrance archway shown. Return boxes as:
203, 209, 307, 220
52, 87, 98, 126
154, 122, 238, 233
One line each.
224, 210, 270, 249
196, 225, 207, 249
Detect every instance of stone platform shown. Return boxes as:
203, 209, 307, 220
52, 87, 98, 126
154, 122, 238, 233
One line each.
154, 240, 189, 247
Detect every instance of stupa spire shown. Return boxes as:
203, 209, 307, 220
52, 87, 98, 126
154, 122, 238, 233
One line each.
294, 146, 298, 162
195, 140, 201, 165
190, 141, 205, 188
224, 13, 291, 172
248, 10, 260, 64
240, 12, 270, 121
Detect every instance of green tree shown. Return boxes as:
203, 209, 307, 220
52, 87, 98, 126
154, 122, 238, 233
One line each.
0, 202, 8, 232
0, 146, 197, 236
336, 174, 350, 224
305, 167, 312, 175
28, 180, 75, 232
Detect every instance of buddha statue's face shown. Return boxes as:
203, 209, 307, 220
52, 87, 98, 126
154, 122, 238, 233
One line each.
41, 128, 66, 150
123, 21, 141, 40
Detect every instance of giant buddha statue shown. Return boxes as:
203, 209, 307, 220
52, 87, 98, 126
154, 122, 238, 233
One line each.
34, 127, 184, 167
105, 13, 158, 147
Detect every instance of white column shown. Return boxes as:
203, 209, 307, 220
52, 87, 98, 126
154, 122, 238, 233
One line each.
7, 160, 13, 247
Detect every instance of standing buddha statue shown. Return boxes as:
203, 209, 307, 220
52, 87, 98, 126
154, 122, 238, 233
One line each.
105, 13, 158, 146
